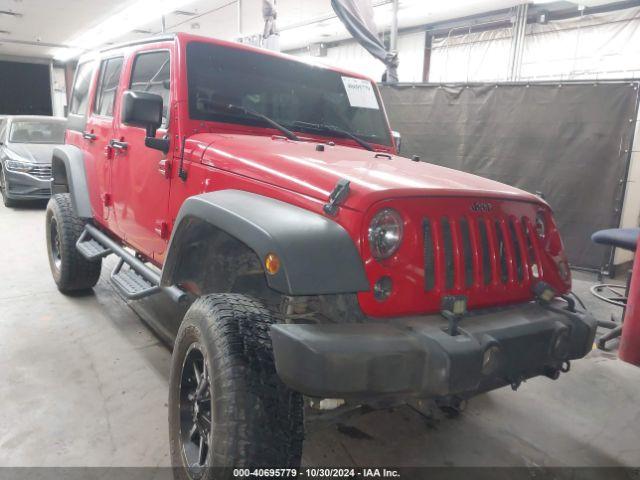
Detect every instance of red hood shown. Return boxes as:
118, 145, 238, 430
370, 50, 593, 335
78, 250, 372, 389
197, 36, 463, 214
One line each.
198, 133, 542, 211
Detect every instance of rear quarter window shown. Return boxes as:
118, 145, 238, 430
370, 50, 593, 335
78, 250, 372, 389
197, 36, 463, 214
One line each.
69, 62, 95, 116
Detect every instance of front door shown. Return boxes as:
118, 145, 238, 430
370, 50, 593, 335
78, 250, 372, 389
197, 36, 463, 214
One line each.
110, 49, 173, 263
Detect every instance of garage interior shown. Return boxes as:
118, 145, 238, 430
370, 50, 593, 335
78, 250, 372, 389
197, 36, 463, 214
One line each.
1, 0, 640, 476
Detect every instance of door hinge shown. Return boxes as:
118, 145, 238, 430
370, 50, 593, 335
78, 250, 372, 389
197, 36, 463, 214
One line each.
103, 193, 113, 207
155, 221, 170, 239
104, 145, 114, 160
158, 159, 171, 179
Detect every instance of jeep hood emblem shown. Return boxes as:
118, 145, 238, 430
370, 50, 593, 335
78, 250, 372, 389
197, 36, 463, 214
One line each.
471, 201, 493, 212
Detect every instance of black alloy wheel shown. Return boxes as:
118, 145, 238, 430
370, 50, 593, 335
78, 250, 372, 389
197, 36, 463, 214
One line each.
179, 343, 213, 475
49, 216, 62, 270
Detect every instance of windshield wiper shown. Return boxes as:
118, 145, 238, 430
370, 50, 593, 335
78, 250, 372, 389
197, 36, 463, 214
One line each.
291, 121, 374, 151
207, 102, 300, 141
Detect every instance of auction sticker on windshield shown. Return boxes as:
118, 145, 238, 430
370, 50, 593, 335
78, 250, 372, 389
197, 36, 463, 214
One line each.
342, 76, 380, 110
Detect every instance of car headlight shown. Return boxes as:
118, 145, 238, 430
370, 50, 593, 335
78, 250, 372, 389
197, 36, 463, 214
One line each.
368, 208, 404, 259
4, 151, 35, 172
5, 160, 37, 172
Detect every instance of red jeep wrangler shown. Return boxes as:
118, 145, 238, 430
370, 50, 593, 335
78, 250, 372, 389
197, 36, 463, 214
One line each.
46, 33, 596, 474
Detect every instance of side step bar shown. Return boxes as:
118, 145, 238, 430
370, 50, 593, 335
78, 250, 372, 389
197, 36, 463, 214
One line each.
76, 224, 187, 304
110, 258, 161, 300
76, 229, 111, 260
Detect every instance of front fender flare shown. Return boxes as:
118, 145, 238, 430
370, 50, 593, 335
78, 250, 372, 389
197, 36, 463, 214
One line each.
160, 190, 370, 296
51, 145, 92, 219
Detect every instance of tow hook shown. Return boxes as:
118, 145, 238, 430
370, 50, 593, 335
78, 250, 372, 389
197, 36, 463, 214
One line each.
441, 295, 468, 336
544, 367, 561, 380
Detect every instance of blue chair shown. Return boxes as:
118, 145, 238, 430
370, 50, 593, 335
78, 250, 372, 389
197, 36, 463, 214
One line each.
591, 227, 640, 349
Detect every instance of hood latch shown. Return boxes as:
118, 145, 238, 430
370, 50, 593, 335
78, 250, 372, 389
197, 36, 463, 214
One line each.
323, 178, 351, 216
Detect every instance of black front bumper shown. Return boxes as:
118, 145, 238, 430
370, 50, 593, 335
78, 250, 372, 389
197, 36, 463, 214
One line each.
270, 301, 597, 399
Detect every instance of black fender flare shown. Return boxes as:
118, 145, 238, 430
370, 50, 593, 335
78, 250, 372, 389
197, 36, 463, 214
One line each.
51, 145, 92, 219
160, 190, 370, 296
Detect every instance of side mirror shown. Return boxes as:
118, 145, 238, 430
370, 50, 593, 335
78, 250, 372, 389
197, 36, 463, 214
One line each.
121, 90, 169, 153
392, 130, 402, 153
122, 90, 163, 136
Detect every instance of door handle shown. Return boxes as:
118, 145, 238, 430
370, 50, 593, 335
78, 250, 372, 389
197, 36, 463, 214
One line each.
82, 131, 97, 141
109, 139, 128, 151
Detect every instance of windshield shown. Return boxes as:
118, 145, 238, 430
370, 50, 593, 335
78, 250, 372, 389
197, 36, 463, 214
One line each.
186, 42, 392, 147
9, 121, 66, 144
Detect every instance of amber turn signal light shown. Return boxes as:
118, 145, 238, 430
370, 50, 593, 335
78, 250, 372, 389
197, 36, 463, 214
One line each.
265, 253, 281, 275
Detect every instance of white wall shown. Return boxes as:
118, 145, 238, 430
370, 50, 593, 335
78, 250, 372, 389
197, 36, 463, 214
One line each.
429, 28, 512, 82
429, 7, 640, 82
291, 30, 426, 83
521, 8, 640, 81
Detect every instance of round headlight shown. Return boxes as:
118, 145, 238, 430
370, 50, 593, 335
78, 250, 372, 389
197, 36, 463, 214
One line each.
368, 208, 403, 259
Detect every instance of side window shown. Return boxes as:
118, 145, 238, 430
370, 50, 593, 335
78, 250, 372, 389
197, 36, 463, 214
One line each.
94, 57, 124, 117
130, 51, 171, 126
69, 62, 94, 116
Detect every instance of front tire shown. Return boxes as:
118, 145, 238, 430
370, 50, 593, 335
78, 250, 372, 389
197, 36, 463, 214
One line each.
46, 193, 101, 293
169, 294, 304, 479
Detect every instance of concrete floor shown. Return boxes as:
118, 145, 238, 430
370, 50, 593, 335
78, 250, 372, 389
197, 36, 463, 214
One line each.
1, 201, 639, 468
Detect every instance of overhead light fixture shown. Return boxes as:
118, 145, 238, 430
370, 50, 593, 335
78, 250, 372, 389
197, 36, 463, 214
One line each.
53, 0, 198, 62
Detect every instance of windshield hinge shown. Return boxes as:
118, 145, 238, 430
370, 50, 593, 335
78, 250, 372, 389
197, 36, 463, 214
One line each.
323, 178, 351, 216
178, 136, 188, 181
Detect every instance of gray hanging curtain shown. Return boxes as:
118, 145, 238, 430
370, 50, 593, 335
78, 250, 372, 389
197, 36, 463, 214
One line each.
331, 0, 398, 82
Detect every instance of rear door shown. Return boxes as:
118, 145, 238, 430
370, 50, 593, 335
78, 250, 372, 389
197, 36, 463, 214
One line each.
110, 48, 173, 262
83, 56, 124, 231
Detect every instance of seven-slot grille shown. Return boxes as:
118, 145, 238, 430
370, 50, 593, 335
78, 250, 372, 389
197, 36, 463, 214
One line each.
423, 215, 543, 293
28, 165, 52, 180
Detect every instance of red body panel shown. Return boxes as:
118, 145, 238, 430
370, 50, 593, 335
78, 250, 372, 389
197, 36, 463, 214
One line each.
73, 32, 571, 318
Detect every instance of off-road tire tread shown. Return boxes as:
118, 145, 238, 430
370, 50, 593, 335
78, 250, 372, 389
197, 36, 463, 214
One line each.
169, 293, 304, 478
46, 193, 101, 293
